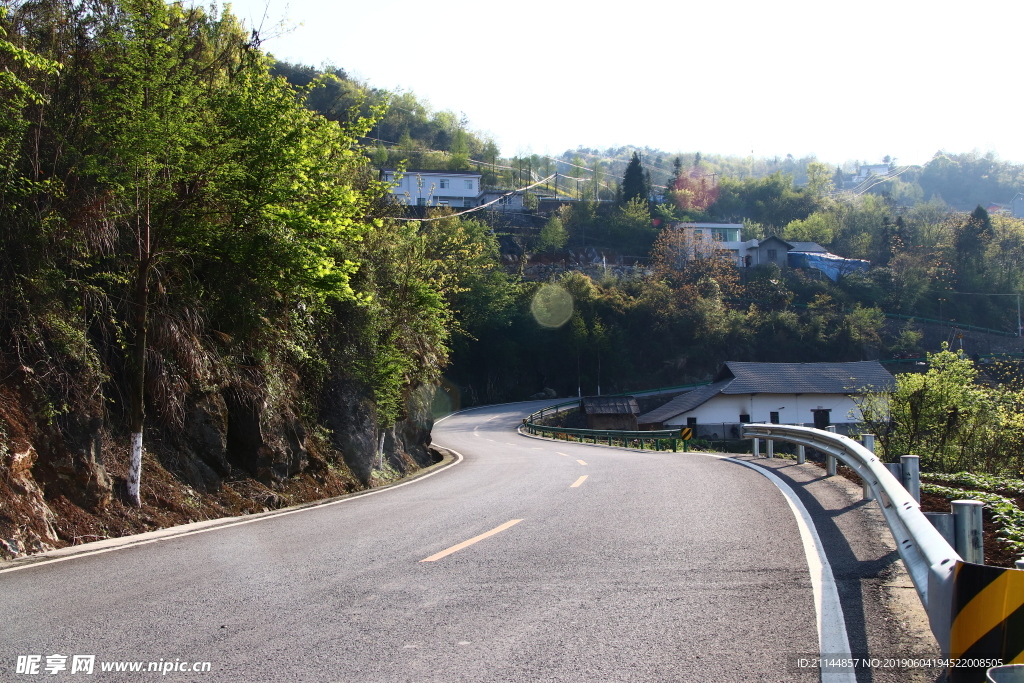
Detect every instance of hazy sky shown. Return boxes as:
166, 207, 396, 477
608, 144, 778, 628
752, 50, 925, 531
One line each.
223, 0, 1024, 166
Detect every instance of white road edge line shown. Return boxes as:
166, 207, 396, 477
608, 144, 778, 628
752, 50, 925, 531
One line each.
0, 449, 466, 575
720, 456, 856, 683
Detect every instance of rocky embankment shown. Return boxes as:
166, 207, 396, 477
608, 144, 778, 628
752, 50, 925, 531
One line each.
0, 375, 439, 560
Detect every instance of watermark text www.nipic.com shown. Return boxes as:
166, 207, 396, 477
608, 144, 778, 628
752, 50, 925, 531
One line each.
15, 655, 212, 675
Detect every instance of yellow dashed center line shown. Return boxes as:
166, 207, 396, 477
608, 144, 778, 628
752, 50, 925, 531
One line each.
557, 452, 570, 457
420, 520, 523, 562
570, 475, 588, 488
576, 460, 587, 466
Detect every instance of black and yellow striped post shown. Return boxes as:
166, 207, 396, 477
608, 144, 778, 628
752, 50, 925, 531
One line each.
950, 561, 1024, 682
679, 427, 692, 452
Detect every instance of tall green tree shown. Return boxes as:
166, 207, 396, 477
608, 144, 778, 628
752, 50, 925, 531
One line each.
621, 151, 649, 205
90, 0, 221, 505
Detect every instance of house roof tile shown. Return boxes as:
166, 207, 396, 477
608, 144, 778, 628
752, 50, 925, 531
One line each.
636, 381, 731, 425
718, 361, 893, 394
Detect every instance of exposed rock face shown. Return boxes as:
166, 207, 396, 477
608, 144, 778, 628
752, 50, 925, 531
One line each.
391, 384, 436, 470
0, 370, 440, 559
34, 410, 112, 511
321, 379, 380, 484
185, 393, 230, 476
225, 395, 309, 485
1, 443, 60, 559
0, 385, 61, 559
321, 379, 436, 484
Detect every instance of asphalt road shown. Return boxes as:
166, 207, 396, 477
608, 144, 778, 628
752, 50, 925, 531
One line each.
0, 401, 926, 682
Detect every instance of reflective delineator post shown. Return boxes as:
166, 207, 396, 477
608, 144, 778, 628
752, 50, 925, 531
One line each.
796, 444, 805, 464
900, 455, 921, 503
952, 500, 985, 564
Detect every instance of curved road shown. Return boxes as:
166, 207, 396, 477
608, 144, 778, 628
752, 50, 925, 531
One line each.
0, 401, 921, 682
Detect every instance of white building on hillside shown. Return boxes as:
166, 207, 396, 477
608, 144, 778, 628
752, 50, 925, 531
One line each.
672, 222, 759, 267
383, 170, 482, 208
637, 361, 894, 437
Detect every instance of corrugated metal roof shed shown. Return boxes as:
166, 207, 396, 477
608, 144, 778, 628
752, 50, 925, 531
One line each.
581, 396, 640, 415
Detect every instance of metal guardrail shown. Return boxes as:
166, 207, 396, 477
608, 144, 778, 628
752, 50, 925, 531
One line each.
726, 296, 1021, 338
884, 313, 1020, 338
742, 423, 962, 655
523, 422, 688, 450
524, 381, 712, 426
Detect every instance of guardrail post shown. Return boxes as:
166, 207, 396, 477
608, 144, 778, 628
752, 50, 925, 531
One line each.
861, 478, 875, 501
825, 426, 837, 475
796, 444, 805, 464
752, 437, 760, 457
900, 455, 920, 503
766, 439, 774, 458
858, 435, 876, 499
951, 500, 985, 564
884, 462, 902, 481
924, 512, 955, 547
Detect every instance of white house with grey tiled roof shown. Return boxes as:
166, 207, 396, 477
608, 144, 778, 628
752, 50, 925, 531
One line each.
637, 361, 893, 434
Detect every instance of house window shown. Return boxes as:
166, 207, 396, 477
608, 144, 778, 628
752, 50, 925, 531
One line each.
417, 198, 426, 206
440, 179, 449, 189
686, 417, 697, 427
767, 249, 778, 261
739, 413, 750, 423
770, 412, 780, 424
465, 180, 474, 189
464, 198, 473, 207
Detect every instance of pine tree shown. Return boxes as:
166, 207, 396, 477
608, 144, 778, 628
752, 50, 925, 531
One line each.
621, 152, 649, 205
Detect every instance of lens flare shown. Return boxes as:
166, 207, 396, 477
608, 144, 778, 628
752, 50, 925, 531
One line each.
431, 377, 460, 418
531, 283, 573, 328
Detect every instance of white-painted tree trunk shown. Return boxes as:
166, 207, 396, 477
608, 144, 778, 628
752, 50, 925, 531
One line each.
377, 431, 386, 470
128, 431, 143, 507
